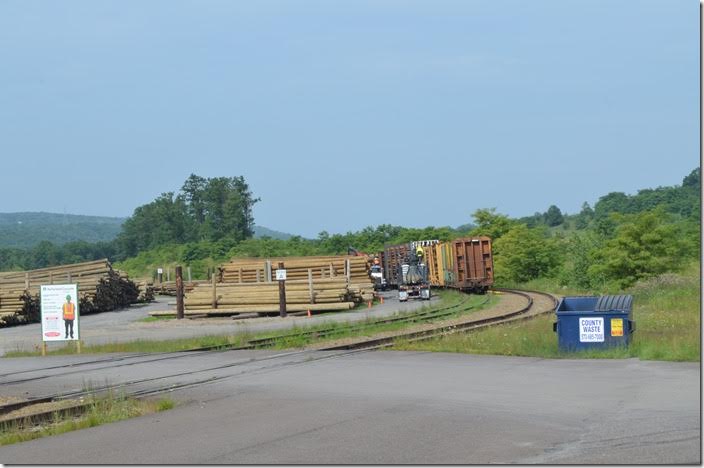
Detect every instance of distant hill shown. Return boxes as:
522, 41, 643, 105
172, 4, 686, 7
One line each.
0, 212, 126, 248
0, 212, 296, 248
252, 225, 294, 240
0, 212, 126, 226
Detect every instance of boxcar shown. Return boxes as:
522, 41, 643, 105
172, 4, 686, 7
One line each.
423, 244, 442, 286
449, 237, 494, 292
382, 243, 410, 288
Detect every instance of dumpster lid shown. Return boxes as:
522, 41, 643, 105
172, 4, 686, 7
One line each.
595, 295, 633, 312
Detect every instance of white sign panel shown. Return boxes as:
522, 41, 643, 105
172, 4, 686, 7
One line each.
41, 284, 79, 341
275, 269, 287, 281
579, 317, 604, 343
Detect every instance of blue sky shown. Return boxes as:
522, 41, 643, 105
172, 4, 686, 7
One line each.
0, 0, 698, 238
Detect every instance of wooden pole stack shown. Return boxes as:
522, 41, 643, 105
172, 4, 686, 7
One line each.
177, 279, 355, 316
152, 280, 206, 296
149, 255, 376, 318
0, 259, 143, 327
218, 256, 372, 284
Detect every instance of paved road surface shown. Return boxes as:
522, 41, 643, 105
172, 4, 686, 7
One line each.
0, 351, 698, 464
0, 291, 438, 356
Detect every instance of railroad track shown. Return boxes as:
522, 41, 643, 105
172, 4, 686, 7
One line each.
239, 293, 487, 348
0, 293, 480, 386
0, 347, 371, 427
318, 288, 558, 350
0, 288, 557, 427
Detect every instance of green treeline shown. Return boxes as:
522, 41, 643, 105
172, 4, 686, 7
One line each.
0, 174, 258, 271
114, 225, 470, 280
0, 168, 699, 292
116, 174, 259, 258
490, 167, 700, 290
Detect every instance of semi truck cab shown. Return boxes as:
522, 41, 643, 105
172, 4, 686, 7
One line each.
370, 264, 387, 291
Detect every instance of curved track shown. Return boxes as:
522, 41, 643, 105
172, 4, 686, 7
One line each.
0, 293, 483, 386
318, 288, 557, 350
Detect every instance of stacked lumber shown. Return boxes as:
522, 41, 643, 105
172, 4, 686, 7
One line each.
0, 290, 27, 325
0, 259, 142, 327
148, 256, 374, 318
152, 280, 207, 296
219, 255, 371, 284
146, 255, 376, 318
133, 279, 156, 303
181, 278, 355, 316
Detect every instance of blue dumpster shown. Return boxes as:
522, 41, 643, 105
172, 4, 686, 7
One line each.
553, 295, 635, 351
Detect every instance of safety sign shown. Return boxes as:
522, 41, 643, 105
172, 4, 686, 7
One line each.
611, 318, 624, 337
41, 284, 79, 342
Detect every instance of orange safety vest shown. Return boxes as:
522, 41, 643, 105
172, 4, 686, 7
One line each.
63, 302, 75, 320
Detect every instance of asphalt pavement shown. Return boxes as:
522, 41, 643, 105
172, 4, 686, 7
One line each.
0, 350, 699, 464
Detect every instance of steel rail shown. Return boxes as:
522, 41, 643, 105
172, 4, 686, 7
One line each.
319, 288, 556, 351
240, 294, 487, 348
0, 294, 471, 386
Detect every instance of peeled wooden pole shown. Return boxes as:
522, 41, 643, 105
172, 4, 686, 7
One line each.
211, 274, 217, 309
175, 266, 184, 320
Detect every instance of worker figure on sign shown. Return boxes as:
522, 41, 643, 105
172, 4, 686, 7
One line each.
63, 294, 76, 339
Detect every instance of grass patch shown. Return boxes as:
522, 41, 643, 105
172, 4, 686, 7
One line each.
4, 334, 254, 357
249, 290, 493, 349
393, 314, 562, 357
393, 265, 700, 362
0, 393, 175, 446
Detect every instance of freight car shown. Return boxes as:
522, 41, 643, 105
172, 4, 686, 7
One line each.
424, 237, 494, 293
382, 237, 493, 297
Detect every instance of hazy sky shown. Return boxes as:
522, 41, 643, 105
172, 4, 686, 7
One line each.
0, 1, 698, 238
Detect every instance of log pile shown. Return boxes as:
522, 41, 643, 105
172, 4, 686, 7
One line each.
152, 280, 207, 297
218, 255, 372, 284
180, 278, 356, 316
0, 259, 143, 327
132, 278, 156, 303
149, 255, 376, 318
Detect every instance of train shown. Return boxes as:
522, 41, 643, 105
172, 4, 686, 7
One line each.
380, 236, 494, 297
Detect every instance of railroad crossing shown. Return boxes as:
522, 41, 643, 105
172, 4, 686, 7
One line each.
0, 349, 698, 464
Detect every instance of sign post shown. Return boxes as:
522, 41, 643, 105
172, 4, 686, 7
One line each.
40, 284, 80, 355
276, 262, 287, 318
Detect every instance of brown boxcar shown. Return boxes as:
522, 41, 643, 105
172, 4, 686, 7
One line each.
450, 237, 494, 292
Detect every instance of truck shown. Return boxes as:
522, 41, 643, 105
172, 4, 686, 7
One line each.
348, 247, 387, 291
369, 263, 387, 291
383, 240, 438, 301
